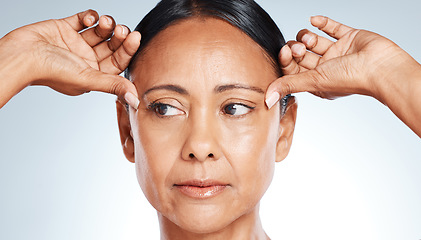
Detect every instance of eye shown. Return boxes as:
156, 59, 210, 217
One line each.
223, 103, 254, 116
149, 102, 184, 117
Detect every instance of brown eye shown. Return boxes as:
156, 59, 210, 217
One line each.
223, 103, 253, 116
150, 103, 184, 117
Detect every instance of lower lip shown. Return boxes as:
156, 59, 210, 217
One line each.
174, 185, 227, 199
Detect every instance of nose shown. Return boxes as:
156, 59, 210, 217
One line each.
181, 112, 221, 162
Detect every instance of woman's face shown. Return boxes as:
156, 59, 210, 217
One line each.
117, 17, 296, 233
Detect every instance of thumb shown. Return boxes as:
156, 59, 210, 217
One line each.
265, 69, 323, 109
82, 69, 140, 110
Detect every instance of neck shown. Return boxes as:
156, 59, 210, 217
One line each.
158, 203, 269, 240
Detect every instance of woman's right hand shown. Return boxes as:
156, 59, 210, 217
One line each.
0, 9, 141, 109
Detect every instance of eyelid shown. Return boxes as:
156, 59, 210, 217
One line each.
221, 102, 255, 118
145, 96, 186, 107
221, 98, 257, 109
147, 100, 186, 118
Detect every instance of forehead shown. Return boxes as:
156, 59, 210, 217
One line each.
130, 17, 277, 91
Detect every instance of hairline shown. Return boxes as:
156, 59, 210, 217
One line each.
126, 15, 281, 81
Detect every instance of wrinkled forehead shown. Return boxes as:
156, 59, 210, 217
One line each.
129, 17, 278, 91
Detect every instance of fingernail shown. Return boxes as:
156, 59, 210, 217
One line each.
124, 92, 140, 110
310, 15, 325, 27
265, 92, 280, 109
120, 25, 126, 35
104, 16, 112, 25
291, 44, 305, 56
302, 34, 314, 46
87, 15, 95, 25
280, 45, 289, 56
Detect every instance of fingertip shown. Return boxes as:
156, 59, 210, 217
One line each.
301, 33, 315, 47
310, 15, 325, 27
124, 92, 140, 110
290, 43, 306, 57
99, 15, 115, 29
83, 9, 99, 26
84, 15, 96, 26
279, 45, 292, 66
114, 25, 127, 38
280, 44, 291, 56
131, 31, 142, 42
265, 91, 281, 109
120, 25, 127, 37
125, 31, 142, 52
121, 25, 130, 36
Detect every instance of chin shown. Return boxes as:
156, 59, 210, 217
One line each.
164, 201, 240, 234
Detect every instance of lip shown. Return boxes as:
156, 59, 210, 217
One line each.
173, 180, 229, 199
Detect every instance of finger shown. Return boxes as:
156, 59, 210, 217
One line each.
61, 9, 99, 32
279, 45, 307, 75
295, 50, 322, 70
296, 29, 334, 55
265, 70, 323, 109
81, 68, 140, 110
80, 15, 116, 47
286, 41, 306, 59
311, 16, 354, 40
286, 41, 318, 67
99, 31, 141, 75
94, 25, 129, 62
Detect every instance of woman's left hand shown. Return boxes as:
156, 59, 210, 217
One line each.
265, 16, 421, 137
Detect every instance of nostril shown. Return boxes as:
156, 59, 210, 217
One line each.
189, 153, 195, 158
208, 153, 214, 158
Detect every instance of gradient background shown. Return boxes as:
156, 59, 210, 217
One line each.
0, 0, 420, 239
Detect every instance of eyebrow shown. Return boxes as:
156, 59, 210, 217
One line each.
143, 83, 265, 97
143, 84, 189, 97
214, 84, 265, 94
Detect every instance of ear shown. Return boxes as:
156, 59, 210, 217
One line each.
275, 96, 297, 163
116, 101, 135, 163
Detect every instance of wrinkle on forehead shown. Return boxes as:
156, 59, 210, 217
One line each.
130, 17, 277, 91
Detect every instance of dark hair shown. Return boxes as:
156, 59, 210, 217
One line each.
125, 0, 291, 113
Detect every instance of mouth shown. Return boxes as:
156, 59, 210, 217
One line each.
173, 180, 229, 199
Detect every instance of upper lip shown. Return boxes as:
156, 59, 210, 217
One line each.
174, 179, 229, 187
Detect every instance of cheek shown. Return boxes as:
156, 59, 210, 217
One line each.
131, 107, 280, 216
132, 118, 183, 212
219, 109, 280, 203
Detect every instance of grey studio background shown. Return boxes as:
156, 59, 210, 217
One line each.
0, 0, 420, 239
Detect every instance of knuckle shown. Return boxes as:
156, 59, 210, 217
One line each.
296, 29, 308, 41
109, 79, 122, 95
307, 35, 319, 51
111, 54, 125, 72
94, 26, 104, 38
284, 82, 295, 95
107, 40, 117, 52
331, 24, 342, 37
319, 16, 329, 30
122, 40, 136, 56
313, 67, 329, 90
295, 55, 305, 65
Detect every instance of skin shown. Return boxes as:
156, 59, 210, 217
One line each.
266, 16, 421, 137
0, 9, 419, 240
0, 10, 141, 109
116, 17, 297, 239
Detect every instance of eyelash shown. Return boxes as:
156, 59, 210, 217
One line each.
147, 102, 181, 118
222, 103, 255, 118
147, 101, 255, 118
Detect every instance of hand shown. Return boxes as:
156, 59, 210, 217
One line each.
265, 16, 419, 107
265, 16, 421, 137
0, 9, 141, 109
